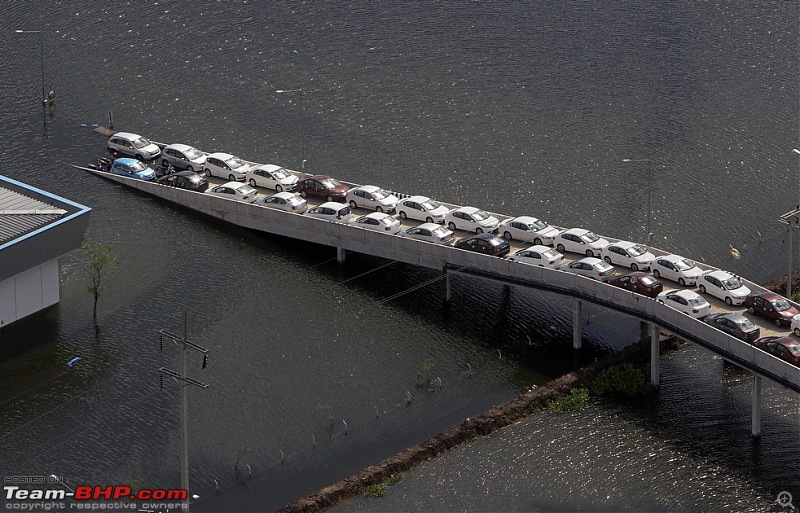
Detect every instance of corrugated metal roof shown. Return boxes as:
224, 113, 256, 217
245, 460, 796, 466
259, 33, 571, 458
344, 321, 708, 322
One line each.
0, 187, 66, 244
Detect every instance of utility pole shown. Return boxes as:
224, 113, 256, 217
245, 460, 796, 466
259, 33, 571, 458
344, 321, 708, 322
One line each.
778, 207, 800, 298
159, 314, 208, 513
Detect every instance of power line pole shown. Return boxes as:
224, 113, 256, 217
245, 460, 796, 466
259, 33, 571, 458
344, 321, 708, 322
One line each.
778, 207, 800, 298
159, 314, 208, 513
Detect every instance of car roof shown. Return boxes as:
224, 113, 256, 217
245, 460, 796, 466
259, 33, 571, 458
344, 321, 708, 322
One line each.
414, 222, 446, 230
454, 206, 481, 214
508, 215, 540, 223
165, 143, 195, 152
111, 132, 142, 140
704, 269, 734, 279
251, 164, 285, 172
751, 291, 782, 300
317, 201, 348, 209
307, 174, 332, 181
714, 312, 748, 321
208, 152, 235, 159
620, 271, 649, 278
114, 157, 139, 166
666, 289, 702, 299
564, 227, 590, 235
271, 191, 298, 199
354, 185, 381, 192
174, 170, 200, 177
405, 195, 432, 202
575, 256, 602, 264
362, 211, 392, 220
610, 241, 638, 248
661, 254, 688, 262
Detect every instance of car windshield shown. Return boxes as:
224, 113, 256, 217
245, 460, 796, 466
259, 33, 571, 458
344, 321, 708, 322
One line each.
688, 297, 707, 307
771, 298, 792, 311
371, 189, 389, 200
239, 185, 257, 194
721, 276, 743, 290
184, 147, 203, 159
674, 258, 697, 271
472, 210, 491, 221
594, 261, 613, 271
787, 344, 800, 356
542, 249, 560, 259
322, 178, 341, 188
581, 231, 600, 243
529, 219, 548, 231
129, 161, 148, 172
432, 226, 450, 237
737, 318, 756, 330
628, 244, 647, 256
380, 218, 395, 225
272, 168, 292, 179
131, 137, 152, 149
226, 157, 246, 170
421, 199, 441, 210
640, 276, 657, 285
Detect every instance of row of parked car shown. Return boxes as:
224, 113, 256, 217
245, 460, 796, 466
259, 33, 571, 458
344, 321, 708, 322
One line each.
104, 133, 800, 367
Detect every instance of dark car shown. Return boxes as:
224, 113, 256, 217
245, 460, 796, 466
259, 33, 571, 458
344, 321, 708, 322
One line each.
742, 291, 799, 327
297, 175, 349, 202
703, 312, 760, 343
454, 233, 510, 257
607, 272, 663, 298
754, 336, 800, 366
157, 170, 209, 192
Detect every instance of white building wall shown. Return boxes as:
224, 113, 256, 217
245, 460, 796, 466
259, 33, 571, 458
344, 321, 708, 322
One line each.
0, 259, 60, 327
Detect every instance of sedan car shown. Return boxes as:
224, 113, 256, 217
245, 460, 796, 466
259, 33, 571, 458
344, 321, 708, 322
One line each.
161, 143, 206, 172
703, 312, 760, 343
554, 228, 610, 257
651, 254, 703, 286
507, 245, 564, 268
204, 152, 251, 181
306, 202, 352, 222
206, 181, 259, 203
607, 272, 663, 298
560, 257, 615, 281
446, 206, 500, 234
753, 336, 800, 366
297, 175, 349, 202
110, 158, 156, 181
697, 270, 751, 306
246, 164, 299, 192
399, 223, 455, 245
743, 291, 800, 328
258, 191, 307, 213
352, 212, 401, 234
498, 216, 560, 245
603, 241, 655, 271
346, 185, 398, 212
107, 132, 161, 160
656, 289, 711, 318
157, 170, 209, 192
396, 195, 450, 224
454, 233, 510, 256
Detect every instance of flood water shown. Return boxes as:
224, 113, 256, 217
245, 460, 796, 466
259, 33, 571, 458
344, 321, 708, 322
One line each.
0, 1, 797, 512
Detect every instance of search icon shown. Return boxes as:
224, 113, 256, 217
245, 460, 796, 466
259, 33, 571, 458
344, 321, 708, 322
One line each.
776, 491, 797, 511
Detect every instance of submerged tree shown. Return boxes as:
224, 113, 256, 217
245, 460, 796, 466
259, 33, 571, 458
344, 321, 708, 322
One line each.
83, 241, 118, 330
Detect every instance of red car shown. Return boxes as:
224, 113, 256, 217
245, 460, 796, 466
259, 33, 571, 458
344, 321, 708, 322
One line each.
743, 291, 799, 327
754, 336, 800, 366
607, 272, 663, 298
297, 175, 349, 202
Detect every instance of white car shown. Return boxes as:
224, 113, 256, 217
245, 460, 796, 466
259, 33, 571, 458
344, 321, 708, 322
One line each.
603, 241, 655, 271
697, 270, 751, 306
161, 143, 206, 172
445, 206, 500, 234
498, 216, 560, 245
397, 196, 450, 224
561, 257, 615, 281
554, 228, 610, 257
507, 245, 564, 268
307, 202, 353, 223
206, 181, 259, 203
352, 212, 401, 234
246, 164, 298, 192
346, 185, 398, 213
790, 315, 800, 337
258, 191, 307, 213
399, 223, 455, 245
651, 254, 703, 286
204, 152, 251, 181
656, 289, 711, 318
107, 132, 161, 160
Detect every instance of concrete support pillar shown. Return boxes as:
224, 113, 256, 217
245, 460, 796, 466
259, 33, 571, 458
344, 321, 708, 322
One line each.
336, 247, 345, 263
443, 268, 451, 303
572, 298, 582, 349
752, 374, 762, 437
649, 322, 659, 386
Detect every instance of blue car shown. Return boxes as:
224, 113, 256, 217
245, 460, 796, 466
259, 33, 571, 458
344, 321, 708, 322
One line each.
110, 158, 156, 181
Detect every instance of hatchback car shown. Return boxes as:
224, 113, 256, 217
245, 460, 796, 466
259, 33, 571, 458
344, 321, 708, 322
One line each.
346, 185, 398, 212
206, 181, 259, 203
297, 175, 349, 202
607, 272, 663, 297
446, 206, 500, 234
110, 158, 156, 181
743, 291, 800, 328
352, 212, 401, 234
258, 192, 308, 213
498, 216, 560, 245
157, 170, 209, 192
651, 254, 703, 286
697, 270, 751, 306
397, 196, 450, 224
561, 257, 615, 281
107, 132, 161, 160
603, 241, 655, 271
161, 143, 206, 172
454, 233, 510, 256
399, 223, 455, 245
754, 336, 800, 366
554, 228, 610, 257
656, 289, 711, 318
507, 245, 564, 268
703, 312, 760, 343
204, 152, 251, 181
306, 202, 352, 222
246, 164, 299, 192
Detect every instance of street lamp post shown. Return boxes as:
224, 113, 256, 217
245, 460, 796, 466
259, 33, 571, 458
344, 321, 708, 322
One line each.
622, 158, 652, 245
276, 89, 305, 175
14, 29, 51, 107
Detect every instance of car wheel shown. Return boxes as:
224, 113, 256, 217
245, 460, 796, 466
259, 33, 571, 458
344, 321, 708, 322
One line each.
795, 327, 800, 337
503, 231, 512, 241
653, 270, 661, 278
775, 318, 783, 328
204, 169, 212, 177
399, 211, 407, 220
678, 278, 686, 287
556, 244, 565, 253
747, 306, 755, 315
476, 227, 484, 234
349, 200, 358, 209
724, 297, 733, 306
448, 222, 457, 231
508, 258, 516, 262
327, 195, 333, 202
249, 179, 257, 187
534, 237, 543, 245
276, 184, 284, 193
585, 249, 594, 257
631, 263, 639, 271
300, 190, 307, 198
604, 256, 612, 264
135, 154, 144, 161
228, 174, 236, 182
376, 206, 383, 213
187, 166, 194, 172
699, 285, 706, 294
425, 216, 433, 223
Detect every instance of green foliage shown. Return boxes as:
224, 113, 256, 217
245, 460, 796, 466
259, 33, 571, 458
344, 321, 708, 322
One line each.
416, 359, 436, 385
547, 387, 589, 412
82, 240, 118, 327
792, 292, 800, 304
364, 473, 403, 497
590, 363, 656, 398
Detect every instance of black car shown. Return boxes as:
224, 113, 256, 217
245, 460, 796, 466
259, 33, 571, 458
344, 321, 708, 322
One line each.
703, 312, 760, 343
157, 171, 209, 192
454, 233, 510, 257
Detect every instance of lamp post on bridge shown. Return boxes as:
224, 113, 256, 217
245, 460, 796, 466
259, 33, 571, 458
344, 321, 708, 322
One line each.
14, 29, 54, 108
276, 89, 306, 176
622, 158, 652, 246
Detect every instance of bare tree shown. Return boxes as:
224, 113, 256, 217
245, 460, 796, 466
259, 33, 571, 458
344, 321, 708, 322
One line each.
83, 241, 118, 331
